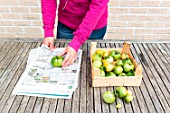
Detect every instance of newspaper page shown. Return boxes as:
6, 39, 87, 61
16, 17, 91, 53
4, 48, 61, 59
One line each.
12, 44, 82, 99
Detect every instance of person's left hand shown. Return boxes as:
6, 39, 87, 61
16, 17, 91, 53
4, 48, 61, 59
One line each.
59, 46, 77, 68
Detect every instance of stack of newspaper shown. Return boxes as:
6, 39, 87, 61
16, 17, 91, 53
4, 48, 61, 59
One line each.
12, 44, 82, 99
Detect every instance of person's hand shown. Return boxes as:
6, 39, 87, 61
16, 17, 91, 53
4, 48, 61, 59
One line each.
43, 37, 55, 51
59, 46, 77, 68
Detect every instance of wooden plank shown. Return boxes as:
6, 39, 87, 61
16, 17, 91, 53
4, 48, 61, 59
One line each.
0, 42, 9, 55
16, 96, 30, 113
147, 44, 170, 90
8, 95, 23, 113
40, 98, 51, 113
156, 44, 170, 65
79, 44, 87, 113
0, 42, 25, 89
0, 43, 29, 113
0, 43, 34, 113
132, 43, 166, 113
165, 43, 170, 50
123, 43, 149, 113
133, 43, 166, 113
47, 99, 58, 113
24, 97, 37, 113
71, 80, 80, 113
16, 43, 42, 113
86, 43, 94, 113
0, 43, 38, 113
0, 42, 5, 50
0, 42, 18, 78
160, 44, 170, 57
121, 43, 154, 113
141, 44, 170, 107
141, 44, 170, 99
32, 97, 44, 113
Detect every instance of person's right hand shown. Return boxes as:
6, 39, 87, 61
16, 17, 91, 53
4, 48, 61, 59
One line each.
43, 37, 55, 51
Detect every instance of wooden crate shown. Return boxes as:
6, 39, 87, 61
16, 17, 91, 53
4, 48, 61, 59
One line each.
90, 42, 143, 87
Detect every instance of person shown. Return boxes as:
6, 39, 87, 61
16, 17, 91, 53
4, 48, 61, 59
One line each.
41, 0, 109, 67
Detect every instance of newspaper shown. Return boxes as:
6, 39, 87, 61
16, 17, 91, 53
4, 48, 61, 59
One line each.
12, 44, 82, 99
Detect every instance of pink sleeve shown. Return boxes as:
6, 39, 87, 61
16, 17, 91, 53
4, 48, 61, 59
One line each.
68, 0, 109, 52
41, 0, 57, 37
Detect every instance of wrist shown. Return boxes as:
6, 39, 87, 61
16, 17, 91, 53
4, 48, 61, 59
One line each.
68, 38, 82, 52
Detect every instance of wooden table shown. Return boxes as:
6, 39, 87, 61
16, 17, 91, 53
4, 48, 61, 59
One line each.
0, 39, 170, 113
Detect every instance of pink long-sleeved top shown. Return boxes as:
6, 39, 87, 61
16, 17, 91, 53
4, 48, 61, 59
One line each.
41, 0, 109, 52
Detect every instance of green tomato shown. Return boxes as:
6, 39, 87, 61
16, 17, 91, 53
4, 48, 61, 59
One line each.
102, 91, 116, 104
126, 71, 135, 76
105, 63, 114, 72
113, 51, 121, 60
106, 72, 116, 77
123, 63, 134, 72
105, 56, 114, 63
115, 59, 124, 66
118, 73, 127, 77
92, 53, 102, 61
93, 60, 102, 68
114, 66, 123, 75
51, 56, 64, 67
123, 58, 132, 64
100, 70, 105, 77
123, 94, 133, 103
115, 86, 127, 99
109, 50, 116, 57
